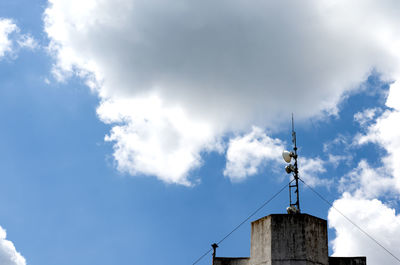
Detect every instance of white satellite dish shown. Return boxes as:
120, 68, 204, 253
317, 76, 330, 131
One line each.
282, 150, 293, 163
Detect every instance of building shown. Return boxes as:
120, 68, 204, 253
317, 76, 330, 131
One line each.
213, 213, 366, 265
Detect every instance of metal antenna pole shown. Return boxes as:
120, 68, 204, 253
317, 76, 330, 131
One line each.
292, 115, 300, 212
288, 114, 300, 213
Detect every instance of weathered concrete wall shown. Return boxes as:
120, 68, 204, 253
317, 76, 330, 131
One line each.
214, 257, 249, 265
329, 257, 366, 265
250, 214, 329, 265
250, 215, 272, 265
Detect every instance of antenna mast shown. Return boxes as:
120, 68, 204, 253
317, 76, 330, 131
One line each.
283, 114, 300, 214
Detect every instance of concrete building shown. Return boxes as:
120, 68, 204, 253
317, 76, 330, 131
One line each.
213, 213, 366, 265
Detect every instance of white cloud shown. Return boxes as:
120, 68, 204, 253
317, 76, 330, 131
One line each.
339, 160, 396, 199
0, 19, 18, 58
328, 154, 352, 168
327, 108, 400, 264
17, 34, 39, 50
356, 109, 400, 192
386, 80, 400, 111
354, 108, 380, 128
329, 76, 400, 264
0, 226, 26, 265
44, 0, 400, 184
97, 94, 223, 185
0, 18, 39, 60
223, 128, 331, 185
323, 134, 352, 153
298, 156, 330, 187
329, 194, 400, 265
223, 127, 283, 181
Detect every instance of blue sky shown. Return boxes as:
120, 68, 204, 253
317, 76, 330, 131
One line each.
1, 1, 400, 265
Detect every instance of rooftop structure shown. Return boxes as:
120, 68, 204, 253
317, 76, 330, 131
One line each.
213, 213, 366, 265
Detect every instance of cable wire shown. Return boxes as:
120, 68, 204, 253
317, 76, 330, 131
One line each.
191, 181, 289, 265
191, 249, 212, 265
299, 178, 400, 264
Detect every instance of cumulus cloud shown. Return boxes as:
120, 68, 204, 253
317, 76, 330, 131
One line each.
329, 194, 400, 265
354, 108, 380, 128
97, 94, 223, 185
17, 34, 39, 50
339, 160, 396, 199
327, 154, 352, 168
0, 19, 18, 58
0, 226, 26, 265
329, 74, 400, 264
356, 110, 400, 192
223, 127, 283, 181
323, 134, 353, 153
224, 127, 332, 185
298, 156, 329, 187
44, 0, 400, 184
0, 18, 38, 60
328, 109, 400, 264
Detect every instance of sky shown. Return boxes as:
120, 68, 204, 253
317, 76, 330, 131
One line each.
0, 0, 400, 265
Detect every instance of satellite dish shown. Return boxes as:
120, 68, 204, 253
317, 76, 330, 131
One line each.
282, 150, 292, 163
285, 164, 295, 174
286, 205, 300, 214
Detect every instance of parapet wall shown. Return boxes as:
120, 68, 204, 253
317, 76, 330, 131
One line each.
214, 257, 249, 265
329, 257, 366, 265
